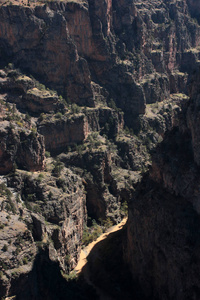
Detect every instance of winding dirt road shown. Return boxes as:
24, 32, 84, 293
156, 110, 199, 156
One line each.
74, 218, 127, 299
75, 218, 127, 274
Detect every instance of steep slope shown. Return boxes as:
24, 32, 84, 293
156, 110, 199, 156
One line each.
126, 67, 200, 299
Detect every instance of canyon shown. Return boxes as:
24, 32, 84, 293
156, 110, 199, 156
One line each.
0, 0, 200, 299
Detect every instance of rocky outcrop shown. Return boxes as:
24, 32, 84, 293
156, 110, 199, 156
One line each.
85, 106, 124, 137
0, 121, 45, 174
0, 4, 94, 107
116, 134, 150, 172
38, 113, 89, 154
19, 167, 87, 270
0, 212, 37, 299
0, 163, 87, 298
59, 146, 121, 222
141, 73, 170, 104
59, 137, 139, 224
0, 70, 65, 116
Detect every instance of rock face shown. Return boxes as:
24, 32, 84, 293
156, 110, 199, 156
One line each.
38, 114, 89, 154
0, 164, 87, 299
0, 0, 200, 126
0, 4, 94, 107
59, 140, 137, 223
20, 167, 87, 271
125, 68, 200, 300
0, 121, 45, 174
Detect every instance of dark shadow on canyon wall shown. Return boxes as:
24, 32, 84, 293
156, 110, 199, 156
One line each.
81, 225, 149, 300
13, 247, 97, 300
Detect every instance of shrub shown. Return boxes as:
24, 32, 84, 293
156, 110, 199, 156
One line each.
37, 173, 44, 182
52, 161, 64, 177
45, 151, 51, 158
55, 112, 63, 119
22, 257, 28, 265
38, 113, 46, 122
0, 223, 4, 230
82, 220, 103, 246
33, 205, 41, 214
121, 201, 128, 216
2, 244, 8, 252
102, 217, 113, 229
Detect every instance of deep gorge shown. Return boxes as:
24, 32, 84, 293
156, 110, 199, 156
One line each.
0, 0, 200, 299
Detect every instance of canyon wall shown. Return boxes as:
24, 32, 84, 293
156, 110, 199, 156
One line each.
0, 0, 200, 126
126, 67, 200, 299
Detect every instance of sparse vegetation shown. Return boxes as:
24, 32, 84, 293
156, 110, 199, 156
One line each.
62, 270, 77, 282
55, 112, 63, 119
0, 271, 3, 279
37, 173, 44, 182
45, 151, 51, 158
71, 103, 81, 114
121, 201, 128, 216
22, 257, 28, 265
52, 160, 64, 177
82, 220, 103, 246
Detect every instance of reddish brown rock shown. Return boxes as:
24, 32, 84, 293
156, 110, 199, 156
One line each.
0, 4, 94, 107
1, 0, 200, 126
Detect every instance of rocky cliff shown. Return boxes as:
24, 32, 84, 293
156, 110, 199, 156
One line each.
0, 0, 200, 126
0, 164, 87, 299
125, 67, 200, 299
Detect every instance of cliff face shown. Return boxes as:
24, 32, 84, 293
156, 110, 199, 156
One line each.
0, 165, 87, 299
0, 121, 45, 174
0, 3, 94, 106
38, 114, 89, 154
0, 0, 200, 126
126, 68, 200, 299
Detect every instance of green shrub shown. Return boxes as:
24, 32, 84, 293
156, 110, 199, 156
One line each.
33, 205, 41, 214
45, 151, 51, 158
82, 221, 103, 246
0, 270, 3, 279
71, 103, 81, 114
55, 112, 63, 119
37, 173, 44, 182
52, 161, 64, 177
121, 201, 128, 216
102, 217, 113, 229
22, 257, 28, 265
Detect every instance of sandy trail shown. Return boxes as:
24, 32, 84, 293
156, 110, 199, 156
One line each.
74, 218, 127, 275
